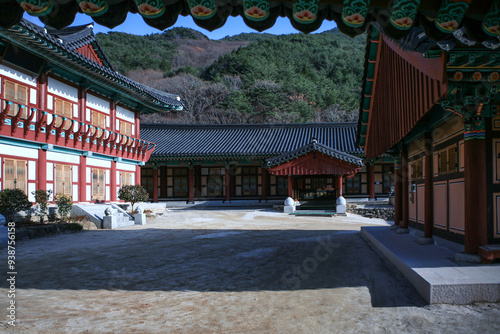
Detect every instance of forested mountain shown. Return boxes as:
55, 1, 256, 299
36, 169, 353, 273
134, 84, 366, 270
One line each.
96, 28, 365, 124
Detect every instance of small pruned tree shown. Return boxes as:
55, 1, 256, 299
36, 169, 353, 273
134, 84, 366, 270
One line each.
118, 185, 149, 213
55, 194, 73, 221
0, 189, 32, 223
33, 189, 52, 212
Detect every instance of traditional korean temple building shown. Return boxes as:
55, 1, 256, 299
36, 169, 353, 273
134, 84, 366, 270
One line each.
0, 20, 182, 203
140, 122, 394, 203
358, 25, 500, 256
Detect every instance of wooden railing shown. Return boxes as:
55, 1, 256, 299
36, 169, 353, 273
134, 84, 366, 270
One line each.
0, 100, 155, 161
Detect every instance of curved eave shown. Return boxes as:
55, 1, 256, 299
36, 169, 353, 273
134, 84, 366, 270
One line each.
1, 21, 183, 113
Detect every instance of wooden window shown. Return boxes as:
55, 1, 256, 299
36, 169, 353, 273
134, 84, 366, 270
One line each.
120, 120, 133, 137
276, 176, 288, 196
92, 168, 105, 201
91, 110, 106, 137
411, 158, 423, 179
173, 168, 188, 197
242, 167, 258, 196
55, 164, 72, 196
439, 145, 457, 174
54, 98, 73, 130
3, 159, 27, 193
345, 174, 361, 194
207, 168, 224, 197
121, 171, 132, 186
4, 80, 28, 119
4, 80, 28, 105
141, 168, 154, 198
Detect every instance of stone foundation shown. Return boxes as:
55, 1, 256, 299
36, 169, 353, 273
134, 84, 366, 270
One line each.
347, 204, 394, 221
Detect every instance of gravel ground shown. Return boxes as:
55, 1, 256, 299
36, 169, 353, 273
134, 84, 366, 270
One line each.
1, 210, 499, 333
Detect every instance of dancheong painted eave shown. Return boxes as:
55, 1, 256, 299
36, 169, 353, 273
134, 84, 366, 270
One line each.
2, 1, 498, 52
0, 19, 183, 113
140, 122, 364, 160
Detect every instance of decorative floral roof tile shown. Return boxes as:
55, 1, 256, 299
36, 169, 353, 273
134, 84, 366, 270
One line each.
1, 0, 499, 51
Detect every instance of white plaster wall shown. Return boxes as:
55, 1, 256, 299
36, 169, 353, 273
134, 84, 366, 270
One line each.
115, 119, 120, 131
47, 151, 80, 164
86, 108, 91, 122
130, 173, 135, 185
116, 106, 135, 122
86, 157, 111, 168
86, 93, 110, 114
72, 185, 78, 202
47, 77, 78, 102
28, 161, 36, 180
72, 166, 78, 183
116, 171, 120, 184
47, 95, 53, 110
0, 64, 37, 87
86, 167, 91, 183
73, 104, 79, 118
116, 162, 137, 172
28, 183, 36, 202
29, 88, 37, 105
105, 170, 110, 184
0, 157, 2, 178
47, 163, 54, 181
47, 183, 54, 198
86, 185, 91, 201
106, 115, 110, 128
106, 186, 110, 201
0, 144, 38, 159
47, 114, 53, 125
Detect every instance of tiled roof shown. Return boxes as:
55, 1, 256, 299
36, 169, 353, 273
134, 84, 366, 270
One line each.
141, 122, 363, 160
0, 20, 183, 112
46, 23, 115, 70
266, 140, 363, 167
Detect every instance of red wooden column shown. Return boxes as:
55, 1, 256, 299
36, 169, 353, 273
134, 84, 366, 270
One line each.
37, 72, 47, 110
188, 167, 195, 203
37, 148, 47, 192
79, 156, 87, 202
367, 163, 375, 200
152, 167, 159, 202
135, 165, 141, 186
288, 175, 293, 198
393, 157, 402, 227
337, 175, 343, 197
464, 118, 488, 254
261, 168, 268, 202
110, 161, 117, 202
423, 133, 434, 240
399, 146, 409, 232
224, 166, 231, 203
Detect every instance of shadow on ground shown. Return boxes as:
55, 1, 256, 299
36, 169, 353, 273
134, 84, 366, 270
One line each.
1, 228, 426, 308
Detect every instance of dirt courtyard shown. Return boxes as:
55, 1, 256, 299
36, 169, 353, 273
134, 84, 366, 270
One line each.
1, 210, 499, 333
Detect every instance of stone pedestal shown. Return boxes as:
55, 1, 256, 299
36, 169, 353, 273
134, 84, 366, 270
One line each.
417, 237, 434, 245
336, 196, 346, 216
283, 197, 295, 213
103, 215, 117, 229
134, 213, 147, 225
396, 228, 409, 234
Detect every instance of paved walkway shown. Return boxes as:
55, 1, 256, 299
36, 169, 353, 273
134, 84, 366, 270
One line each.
361, 226, 500, 304
1, 211, 499, 333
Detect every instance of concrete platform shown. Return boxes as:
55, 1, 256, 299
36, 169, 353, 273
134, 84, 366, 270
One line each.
361, 226, 500, 304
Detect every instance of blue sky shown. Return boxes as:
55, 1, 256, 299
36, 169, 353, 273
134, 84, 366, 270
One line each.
24, 12, 337, 39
